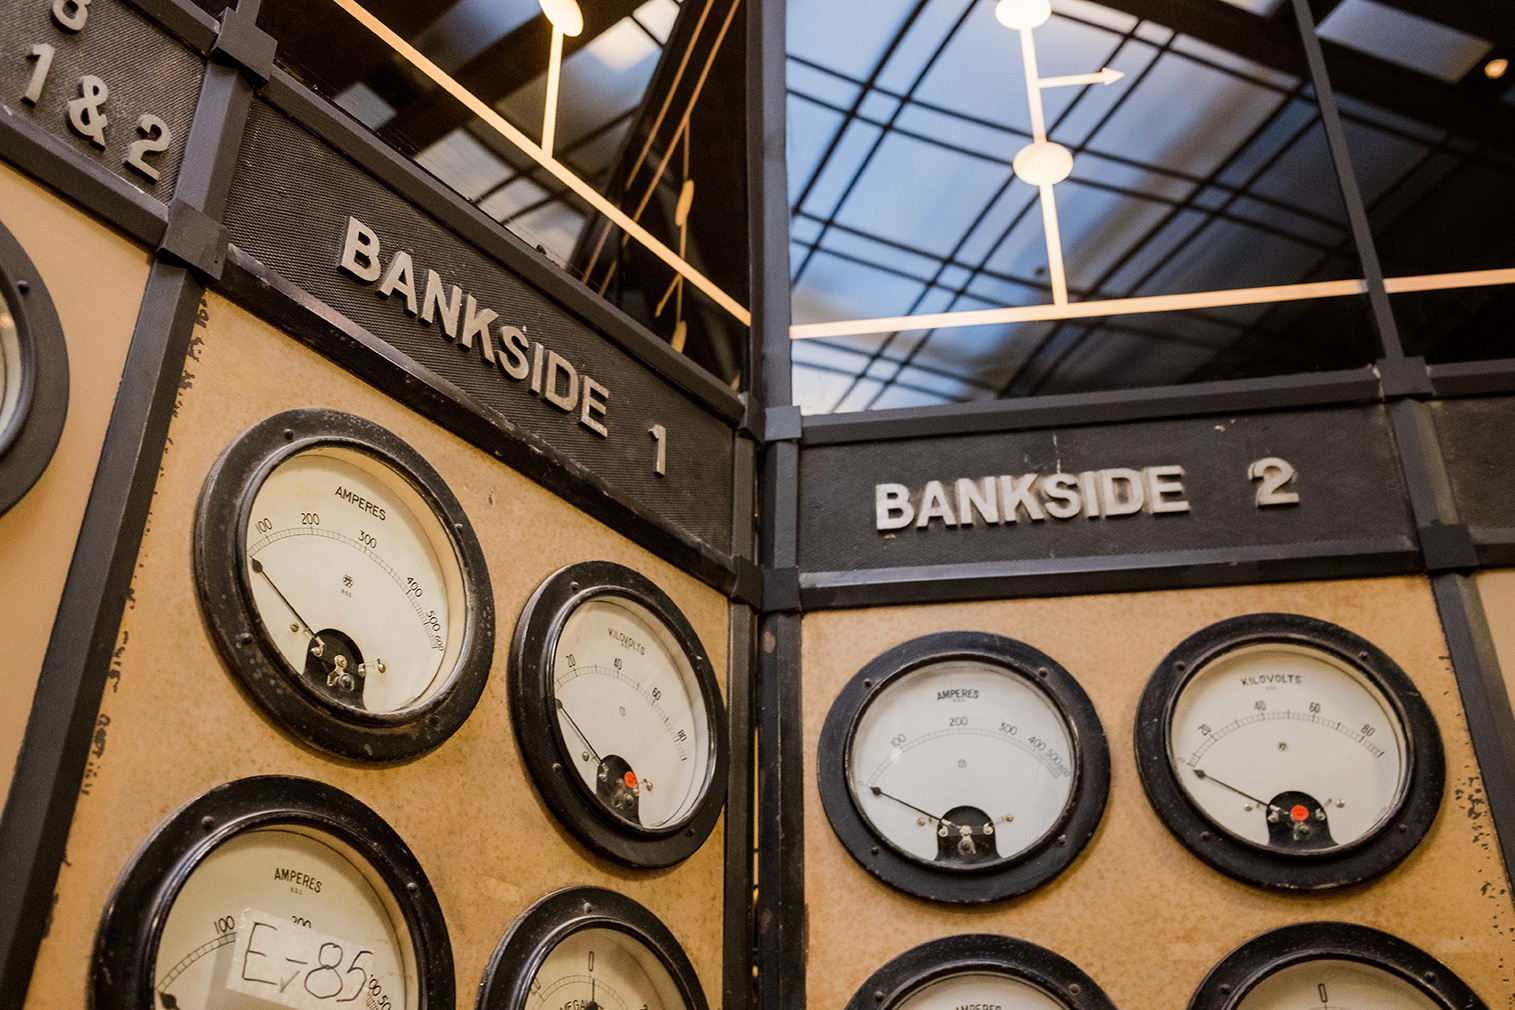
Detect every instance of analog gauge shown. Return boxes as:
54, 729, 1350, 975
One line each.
93, 776, 453, 1010
195, 409, 493, 762
817, 631, 1108, 903
0, 221, 68, 516
510, 561, 727, 868
1136, 613, 1443, 890
477, 887, 708, 1010
1189, 922, 1488, 1010
843, 935, 1116, 1010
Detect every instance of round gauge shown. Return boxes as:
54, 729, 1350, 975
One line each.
843, 934, 1116, 1010
817, 631, 1109, 903
477, 886, 708, 1010
0, 221, 68, 516
1135, 613, 1443, 890
510, 561, 727, 867
1189, 922, 1488, 1010
195, 409, 494, 762
93, 775, 453, 1009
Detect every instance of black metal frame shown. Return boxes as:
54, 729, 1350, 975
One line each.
192, 408, 496, 762
1133, 612, 1444, 890
476, 886, 711, 1010
0, 220, 69, 516
815, 631, 1109, 903
841, 933, 1118, 1010
91, 775, 454, 1010
1187, 921, 1488, 1010
508, 561, 729, 869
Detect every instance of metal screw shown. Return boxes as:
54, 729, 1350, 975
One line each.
583, 902, 594, 914
201, 816, 216, 830
1219, 984, 1231, 994
406, 881, 418, 894
16, 280, 29, 293
1068, 984, 1081, 996
874, 992, 884, 1003
1037, 667, 1048, 677
283, 428, 295, 440
1056, 834, 1067, 846
863, 679, 873, 689
870, 845, 880, 856
237, 632, 253, 645
1200, 831, 1213, 841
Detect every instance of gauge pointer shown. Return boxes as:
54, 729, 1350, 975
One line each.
249, 557, 324, 653
1192, 768, 1279, 813
868, 785, 958, 830
557, 699, 643, 822
556, 698, 604, 767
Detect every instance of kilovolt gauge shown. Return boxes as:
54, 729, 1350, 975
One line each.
510, 561, 727, 867
0, 220, 68, 516
194, 409, 494, 762
817, 631, 1109, 902
477, 886, 709, 1010
1188, 922, 1488, 1010
92, 776, 453, 1010
1135, 613, 1443, 890
843, 934, 1116, 1010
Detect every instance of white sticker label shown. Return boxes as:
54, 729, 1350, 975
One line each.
224, 908, 396, 1009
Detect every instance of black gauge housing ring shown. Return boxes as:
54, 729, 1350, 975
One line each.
844, 933, 1117, 1010
0, 219, 69, 516
1188, 921, 1488, 1009
92, 775, 454, 1010
194, 408, 495, 762
476, 886, 710, 1010
509, 561, 728, 868
1134, 612, 1444, 890
817, 631, 1110, 903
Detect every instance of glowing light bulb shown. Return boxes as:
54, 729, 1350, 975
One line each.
539, 0, 583, 37
1013, 141, 1074, 186
996, 0, 1052, 30
1486, 57, 1508, 80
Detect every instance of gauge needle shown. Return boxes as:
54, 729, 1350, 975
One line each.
868, 785, 958, 829
556, 698, 604, 767
1192, 768, 1279, 812
248, 557, 323, 651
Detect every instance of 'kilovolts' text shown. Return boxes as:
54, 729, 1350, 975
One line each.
876, 466, 1190, 531
335, 485, 386, 521
1240, 673, 1302, 685
337, 216, 610, 439
610, 628, 647, 655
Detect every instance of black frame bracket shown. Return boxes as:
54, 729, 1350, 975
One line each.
211, 2, 277, 87
156, 198, 229, 281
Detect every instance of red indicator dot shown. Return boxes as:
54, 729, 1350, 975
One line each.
624, 771, 638, 789
1291, 805, 1309, 822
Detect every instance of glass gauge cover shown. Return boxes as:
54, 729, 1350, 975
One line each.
1189, 922, 1488, 1010
510, 561, 727, 868
477, 887, 708, 1010
1136, 614, 1443, 890
0, 221, 69, 516
195, 410, 494, 762
93, 776, 453, 1010
818, 631, 1109, 903
843, 934, 1116, 1010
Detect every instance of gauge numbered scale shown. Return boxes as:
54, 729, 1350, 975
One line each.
843, 935, 1116, 1010
510, 561, 727, 867
195, 409, 493, 761
0, 220, 68, 516
93, 776, 453, 1010
477, 887, 708, 1010
1189, 922, 1488, 1010
817, 631, 1109, 902
1135, 613, 1443, 889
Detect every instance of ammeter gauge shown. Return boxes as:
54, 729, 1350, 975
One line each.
477, 886, 709, 1010
1135, 613, 1443, 889
195, 409, 494, 762
817, 631, 1108, 903
843, 934, 1116, 1010
510, 561, 727, 867
93, 776, 453, 1010
1189, 922, 1488, 1010
0, 221, 68, 516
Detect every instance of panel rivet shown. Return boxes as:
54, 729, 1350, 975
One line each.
201, 816, 216, 831
16, 280, 29, 294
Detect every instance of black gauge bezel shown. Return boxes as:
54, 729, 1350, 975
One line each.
92, 775, 454, 1009
194, 408, 495, 762
1134, 612, 1444, 890
477, 886, 710, 1010
0, 220, 69, 516
817, 631, 1110, 903
509, 561, 728, 868
1189, 921, 1487, 1010
844, 934, 1116, 1010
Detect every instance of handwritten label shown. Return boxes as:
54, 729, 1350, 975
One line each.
224, 908, 400, 1010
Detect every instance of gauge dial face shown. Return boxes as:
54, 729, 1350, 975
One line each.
849, 659, 1075, 869
553, 595, 711, 830
1169, 644, 1409, 853
1237, 960, 1441, 1010
246, 445, 465, 715
526, 927, 689, 1010
895, 973, 1067, 1010
152, 827, 414, 1010
0, 290, 21, 446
